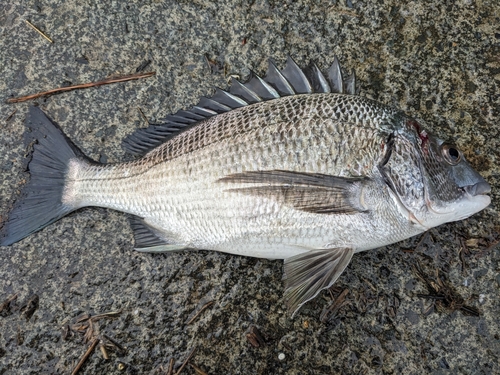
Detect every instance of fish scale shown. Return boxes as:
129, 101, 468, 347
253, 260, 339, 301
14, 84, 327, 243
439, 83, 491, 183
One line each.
1, 57, 490, 316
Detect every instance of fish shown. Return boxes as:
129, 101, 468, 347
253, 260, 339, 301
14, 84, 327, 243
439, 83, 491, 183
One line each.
0, 56, 491, 316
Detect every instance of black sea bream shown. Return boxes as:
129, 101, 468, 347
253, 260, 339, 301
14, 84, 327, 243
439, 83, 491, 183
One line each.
0, 57, 491, 315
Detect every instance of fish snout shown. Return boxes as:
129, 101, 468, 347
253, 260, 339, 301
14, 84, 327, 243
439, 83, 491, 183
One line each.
464, 181, 491, 196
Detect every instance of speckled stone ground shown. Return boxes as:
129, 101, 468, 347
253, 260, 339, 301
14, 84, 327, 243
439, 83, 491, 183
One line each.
0, 1, 499, 374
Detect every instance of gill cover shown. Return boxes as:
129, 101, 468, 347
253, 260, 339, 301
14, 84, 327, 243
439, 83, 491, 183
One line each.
378, 131, 426, 223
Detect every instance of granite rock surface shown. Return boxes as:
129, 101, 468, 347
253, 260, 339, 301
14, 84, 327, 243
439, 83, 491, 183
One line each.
0, 1, 499, 374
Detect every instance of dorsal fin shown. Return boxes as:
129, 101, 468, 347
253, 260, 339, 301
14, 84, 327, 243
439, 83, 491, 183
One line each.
122, 56, 357, 156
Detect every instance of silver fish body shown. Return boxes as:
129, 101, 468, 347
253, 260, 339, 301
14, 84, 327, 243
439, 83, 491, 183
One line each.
0, 58, 491, 314
67, 94, 421, 257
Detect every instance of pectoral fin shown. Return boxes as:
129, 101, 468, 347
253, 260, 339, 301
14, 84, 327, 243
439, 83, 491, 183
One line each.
283, 247, 354, 316
219, 170, 368, 214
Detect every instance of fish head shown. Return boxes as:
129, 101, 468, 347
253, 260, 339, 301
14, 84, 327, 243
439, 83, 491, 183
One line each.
380, 118, 491, 229
417, 128, 491, 228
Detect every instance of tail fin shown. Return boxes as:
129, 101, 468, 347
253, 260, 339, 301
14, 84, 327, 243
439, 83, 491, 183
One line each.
0, 107, 91, 246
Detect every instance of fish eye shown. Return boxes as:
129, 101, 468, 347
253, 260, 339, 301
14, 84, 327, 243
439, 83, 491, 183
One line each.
441, 144, 461, 165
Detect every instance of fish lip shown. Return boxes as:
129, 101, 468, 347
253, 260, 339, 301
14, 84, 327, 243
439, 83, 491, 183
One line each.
463, 181, 491, 197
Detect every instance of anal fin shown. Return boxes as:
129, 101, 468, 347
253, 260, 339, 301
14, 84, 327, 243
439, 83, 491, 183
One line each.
283, 247, 354, 317
129, 216, 188, 253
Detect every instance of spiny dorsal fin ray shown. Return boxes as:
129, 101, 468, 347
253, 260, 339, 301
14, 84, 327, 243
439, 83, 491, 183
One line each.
197, 96, 233, 113
284, 247, 354, 317
302, 61, 330, 93
229, 77, 262, 104
211, 88, 249, 108
263, 59, 296, 96
122, 55, 357, 156
344, 69, 356, 95
190, 106, 218, 117
244, 72, 280, 100
174, 110, 206, 121
327, 56, 343, 94
164, 114, 198, 124
280, 56, 312, 94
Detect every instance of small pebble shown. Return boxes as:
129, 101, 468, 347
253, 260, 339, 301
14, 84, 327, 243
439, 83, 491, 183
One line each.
278, 353, 285, 361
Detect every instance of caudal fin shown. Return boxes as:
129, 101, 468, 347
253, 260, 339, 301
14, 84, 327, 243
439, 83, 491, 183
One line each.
0, 107, 91, 246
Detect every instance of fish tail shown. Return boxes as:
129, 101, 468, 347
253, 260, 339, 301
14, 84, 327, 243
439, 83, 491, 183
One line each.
0, 107, 93, 246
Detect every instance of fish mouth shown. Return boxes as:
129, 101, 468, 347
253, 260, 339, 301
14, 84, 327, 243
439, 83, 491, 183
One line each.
424, 181, 491, 218
463, 181, 491, 197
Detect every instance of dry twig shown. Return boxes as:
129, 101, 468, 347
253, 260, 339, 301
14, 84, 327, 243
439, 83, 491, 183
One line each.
187, 301, 214, 325
190, 363, 208, 375
68, 310, 125, 374
166, 358, 175, 375
413, 264, 480, 316
71, 337, 99, 375
7, 72, 155, 104
138, 107, 150, 125
90, 310, 121, 322
5, 109, 17, 122
102, 334, 126, 354
25, 20, 53, 43
174, 347, 197, 375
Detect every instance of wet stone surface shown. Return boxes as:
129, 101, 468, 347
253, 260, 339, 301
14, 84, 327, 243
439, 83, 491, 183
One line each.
0, 1, 499, 374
